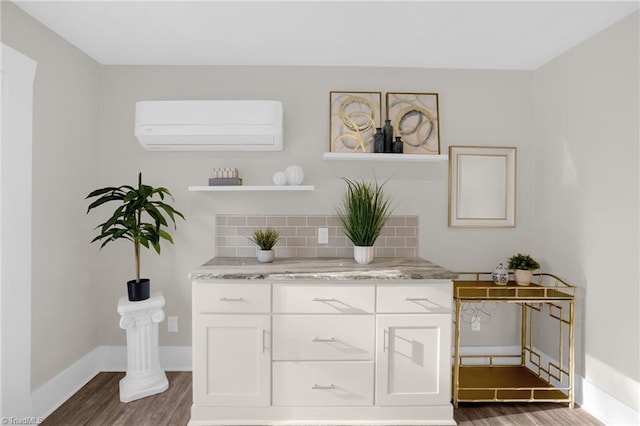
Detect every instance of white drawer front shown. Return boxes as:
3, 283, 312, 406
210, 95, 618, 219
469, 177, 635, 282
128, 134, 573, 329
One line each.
194, 283, 270, 313
273, 361, 373, 406
377, 283, 452, 313
273, 315, 374, 361
273, 284, 374, 314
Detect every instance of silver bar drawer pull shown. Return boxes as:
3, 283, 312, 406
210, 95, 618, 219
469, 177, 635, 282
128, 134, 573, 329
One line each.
312, 298, 337, 302
219, 297, 245, 302
312, 337, 337, 343
312, 384, 336, 390
405, 297, 430, 302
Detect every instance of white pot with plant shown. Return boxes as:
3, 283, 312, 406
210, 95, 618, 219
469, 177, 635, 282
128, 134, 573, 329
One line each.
248, 227, 280, 263
337, 178, 393, 265
507, 253, 540, 286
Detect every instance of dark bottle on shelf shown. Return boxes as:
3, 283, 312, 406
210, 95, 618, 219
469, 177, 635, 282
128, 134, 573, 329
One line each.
392, 136, 404, 153
373, 128, 384, 153
383, 119, 393, 153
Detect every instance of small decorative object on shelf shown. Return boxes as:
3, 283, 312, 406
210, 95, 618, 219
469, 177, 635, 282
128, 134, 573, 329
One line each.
383, 119, 394, 153
373, 128, 385, 153
507, 253, 540, 286
336, 177, 393, 264
248, 227, 280, 263
210, 168, 242, 186
491, 263, 509, 285
392, 136, 404, 153
284, 165, 304, 185
272, 171, 287, 186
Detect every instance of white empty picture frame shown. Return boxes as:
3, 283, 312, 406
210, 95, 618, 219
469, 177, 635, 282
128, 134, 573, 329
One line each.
449, 146, 516, 228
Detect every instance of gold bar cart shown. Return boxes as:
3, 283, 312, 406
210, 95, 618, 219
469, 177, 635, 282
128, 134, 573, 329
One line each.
452, 273, 576, 408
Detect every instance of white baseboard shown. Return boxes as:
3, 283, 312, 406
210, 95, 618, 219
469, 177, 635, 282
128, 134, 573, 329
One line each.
33, 344, 640, 425
578, 375, 640, 426
460, 345, 640, 425
31, 346, 102, 420
32, 345, 192, 419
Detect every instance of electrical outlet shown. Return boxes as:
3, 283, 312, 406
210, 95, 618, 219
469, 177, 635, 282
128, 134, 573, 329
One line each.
318, 227, 329, 244
168, 316, 179, 333
471, 316, 481, 331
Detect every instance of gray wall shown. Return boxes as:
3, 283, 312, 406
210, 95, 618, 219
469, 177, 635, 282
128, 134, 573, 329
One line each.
96, 65, 534, 347
533, 12, 640, 410
1, 2, 101, 390
7, 2, 638, 413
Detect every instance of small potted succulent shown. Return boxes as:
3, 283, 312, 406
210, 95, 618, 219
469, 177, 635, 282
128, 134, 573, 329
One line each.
507, 253, 540, 286
336, 177, 393, 264
248, 227, 280, 263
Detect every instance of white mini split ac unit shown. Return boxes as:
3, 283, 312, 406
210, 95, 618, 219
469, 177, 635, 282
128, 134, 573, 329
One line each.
134, 100, 283, 151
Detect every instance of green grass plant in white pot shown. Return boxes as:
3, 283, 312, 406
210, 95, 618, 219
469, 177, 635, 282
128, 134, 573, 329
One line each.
336, 178, 393, 264
507, 253, 540, 286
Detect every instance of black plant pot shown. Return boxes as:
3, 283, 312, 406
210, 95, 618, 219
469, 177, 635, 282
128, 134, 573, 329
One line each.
127, 278, 150, 302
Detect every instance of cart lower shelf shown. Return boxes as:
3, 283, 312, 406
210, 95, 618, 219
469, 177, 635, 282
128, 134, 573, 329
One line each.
456, 365, 570, 403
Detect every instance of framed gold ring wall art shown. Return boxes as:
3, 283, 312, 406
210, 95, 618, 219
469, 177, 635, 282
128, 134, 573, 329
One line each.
448, 146, 516, 228
330, 91, 382, 153
386, 92, 440, 154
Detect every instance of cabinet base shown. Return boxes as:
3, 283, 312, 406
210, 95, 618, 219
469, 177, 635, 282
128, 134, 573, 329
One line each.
188, 404, 455, 425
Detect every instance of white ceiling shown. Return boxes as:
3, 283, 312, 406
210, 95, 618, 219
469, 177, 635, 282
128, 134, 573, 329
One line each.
13, 0, 640, 70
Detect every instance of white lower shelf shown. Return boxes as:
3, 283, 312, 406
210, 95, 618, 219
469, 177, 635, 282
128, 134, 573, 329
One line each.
322, 152, 448, 162
188, 185, 315, 192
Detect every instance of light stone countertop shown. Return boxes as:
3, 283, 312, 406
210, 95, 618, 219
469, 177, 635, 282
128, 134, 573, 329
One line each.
189, 257, 458, 281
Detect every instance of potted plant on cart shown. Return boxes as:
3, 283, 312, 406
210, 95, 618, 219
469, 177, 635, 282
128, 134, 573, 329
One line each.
248, 227, 281, 263
86, 172, 185, 301
336, 177, 393, 265
507, 253, 540, 286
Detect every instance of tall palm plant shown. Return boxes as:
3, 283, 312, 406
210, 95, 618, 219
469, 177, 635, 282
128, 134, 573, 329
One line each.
86, 172, 184, 300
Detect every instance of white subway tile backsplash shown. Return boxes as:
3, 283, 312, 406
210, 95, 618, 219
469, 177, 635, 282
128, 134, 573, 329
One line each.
387, 216, 406, 226
216, 247, 236, 257
275, 247, 296, 257
286, 236, 307, 247
267, 216, 287, 226
296, 247, 318, 258
217, 227, 236, 237
296, 227, 316, 237
286, 216, 307, 226
215, 215, 418, 258
396, 227, 417, 237
227, 216, 247, 226
236, 247, 257, 257
317, 247, 337, 257
375, 247, 396, 257
307, 216, 327, 226
247, 216, 267, 226
396, 248, 418, 257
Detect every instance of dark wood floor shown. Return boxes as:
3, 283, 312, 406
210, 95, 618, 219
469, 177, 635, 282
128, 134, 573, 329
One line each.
42, 372, 603, 426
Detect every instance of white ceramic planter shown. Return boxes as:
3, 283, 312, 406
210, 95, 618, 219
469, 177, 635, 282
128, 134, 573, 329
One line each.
514, 269, 533, 286
354, 246, 374, 265
257, 249, 275, 263
284, 165, 304, 185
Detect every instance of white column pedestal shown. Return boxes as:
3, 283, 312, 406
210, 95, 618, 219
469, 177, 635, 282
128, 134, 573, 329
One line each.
117, 292, 169, 402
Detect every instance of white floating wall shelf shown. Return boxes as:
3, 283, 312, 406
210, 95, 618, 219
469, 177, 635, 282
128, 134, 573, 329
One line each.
322, 153, 448, 162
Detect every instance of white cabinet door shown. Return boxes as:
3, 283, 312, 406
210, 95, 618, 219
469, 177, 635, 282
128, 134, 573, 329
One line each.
193, 314, 270, 406
376, 314, 451, 406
